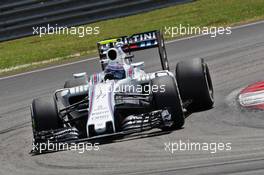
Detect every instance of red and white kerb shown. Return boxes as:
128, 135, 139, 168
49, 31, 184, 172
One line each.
239, 81, 264, 110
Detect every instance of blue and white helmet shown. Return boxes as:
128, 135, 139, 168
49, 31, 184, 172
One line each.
104, 45, 126, 80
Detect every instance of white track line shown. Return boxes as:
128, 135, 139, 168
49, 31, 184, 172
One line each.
0, 57, 98, 80
1, 20, 264, 81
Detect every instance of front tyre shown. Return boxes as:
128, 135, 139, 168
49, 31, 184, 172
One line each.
151, 76, 185, 130
31, 96, 63, 134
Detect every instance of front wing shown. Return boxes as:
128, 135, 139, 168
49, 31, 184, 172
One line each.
31, 109, 172, 154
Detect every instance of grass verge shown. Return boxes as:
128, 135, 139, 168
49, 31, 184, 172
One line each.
1, 0, 264, 76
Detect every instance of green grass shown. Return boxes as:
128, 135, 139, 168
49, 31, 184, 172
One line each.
1, 0, 264, 74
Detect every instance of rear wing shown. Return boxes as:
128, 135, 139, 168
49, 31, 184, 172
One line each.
97, 30, 169, 70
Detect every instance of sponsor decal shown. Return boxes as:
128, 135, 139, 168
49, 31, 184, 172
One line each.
98, 31, 158, 52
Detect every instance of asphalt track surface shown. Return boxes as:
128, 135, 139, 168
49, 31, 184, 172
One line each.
1, 21, 264, 175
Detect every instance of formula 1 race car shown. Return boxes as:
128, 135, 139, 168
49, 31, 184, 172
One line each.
30, 30, 214, 153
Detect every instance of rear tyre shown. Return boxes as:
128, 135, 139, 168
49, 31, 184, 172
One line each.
31, 97, 62, 133
176, 58, 214, 112
151, 76, 185, 130
64, 78, 87, 88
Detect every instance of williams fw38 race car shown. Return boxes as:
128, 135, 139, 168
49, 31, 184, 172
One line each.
30, 30, 214, 153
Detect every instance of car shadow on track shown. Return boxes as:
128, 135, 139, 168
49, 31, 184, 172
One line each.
30, 128, 184, 156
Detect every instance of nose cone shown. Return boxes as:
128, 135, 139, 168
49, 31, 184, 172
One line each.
94, 122, 107, 134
